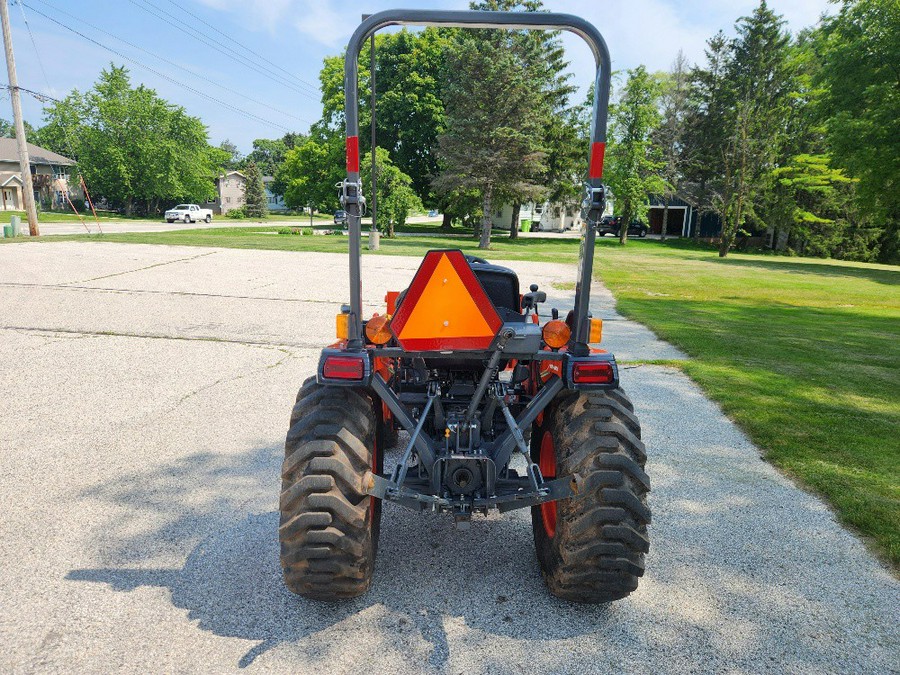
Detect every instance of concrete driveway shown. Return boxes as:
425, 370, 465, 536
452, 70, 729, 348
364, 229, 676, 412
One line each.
0, 242, 896, 673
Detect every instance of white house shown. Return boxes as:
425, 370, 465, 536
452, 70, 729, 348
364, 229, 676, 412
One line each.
491, 198, 612, 232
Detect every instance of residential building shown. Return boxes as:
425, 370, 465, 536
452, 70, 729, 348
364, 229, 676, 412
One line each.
0, 137, 81, 211
491, 199, 612, 232
211, 170, 287, 215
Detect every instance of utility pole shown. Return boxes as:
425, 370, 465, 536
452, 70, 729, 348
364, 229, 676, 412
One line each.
0, 0, 38, 236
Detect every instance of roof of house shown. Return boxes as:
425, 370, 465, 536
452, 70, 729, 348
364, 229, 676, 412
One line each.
0, 137, 75, 166
217, 170, 246, 181
0, 171, 23, 186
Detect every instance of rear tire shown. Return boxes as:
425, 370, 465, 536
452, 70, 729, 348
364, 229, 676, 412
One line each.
531, 388, 650, 602
205, 214, 211, 223
280, 377, 381, 599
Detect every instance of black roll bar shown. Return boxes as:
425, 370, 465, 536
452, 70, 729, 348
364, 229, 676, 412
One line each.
342, 10, 611, 349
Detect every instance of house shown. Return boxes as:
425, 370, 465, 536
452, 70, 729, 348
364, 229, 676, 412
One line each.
0, 138, 81, 211
211, 170, 287, 215
491, 199, 608, 232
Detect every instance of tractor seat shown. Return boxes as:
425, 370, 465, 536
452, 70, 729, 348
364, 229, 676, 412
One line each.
466, 256, 521, 318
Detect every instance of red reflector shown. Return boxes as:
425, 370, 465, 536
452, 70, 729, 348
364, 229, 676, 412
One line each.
589, 141, 606, 179
572, 361, 614, 384
346, 136, 360, 173
323, 355, 365, 380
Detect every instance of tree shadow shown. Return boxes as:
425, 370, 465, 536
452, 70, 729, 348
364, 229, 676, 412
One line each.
707, 255, 900, 286
65, 445, 621, 669
62, 418, 899, 672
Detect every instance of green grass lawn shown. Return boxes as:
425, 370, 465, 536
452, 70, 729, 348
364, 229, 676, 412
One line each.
20, 225, 586, 263
597, 241, 900, 567
7, 226, 898, 566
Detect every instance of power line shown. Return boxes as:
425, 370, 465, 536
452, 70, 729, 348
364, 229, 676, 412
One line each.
5, 83, 58, 103
160, 0, 322, 95
21, 2, 294, 133
129, 0, 320, 101
28, 0, 311, 127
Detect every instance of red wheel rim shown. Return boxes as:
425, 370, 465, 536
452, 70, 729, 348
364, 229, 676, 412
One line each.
539, 430, 557, 538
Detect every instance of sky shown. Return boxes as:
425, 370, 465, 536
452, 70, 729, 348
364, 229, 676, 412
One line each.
7, 0, 834, 153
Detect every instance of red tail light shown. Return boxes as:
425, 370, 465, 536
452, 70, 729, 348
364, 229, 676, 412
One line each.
572, 361, 614, 385
323, 355, 365, 380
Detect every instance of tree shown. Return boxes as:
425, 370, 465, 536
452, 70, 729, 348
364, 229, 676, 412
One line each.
434, 33, 545, 249
360, 148, 422, 237
219, 139, 243, 170
38, 65, 224, 214
711, 2, 793, 256
278, 133, 343, 212
470, 0, 582, 239
653, 51, 693, 241
816, 0, 900, 263
606, 66, 665, 244
243, 161, 268, 218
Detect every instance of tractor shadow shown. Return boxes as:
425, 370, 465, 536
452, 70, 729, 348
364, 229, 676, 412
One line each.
65, 443, 617, 669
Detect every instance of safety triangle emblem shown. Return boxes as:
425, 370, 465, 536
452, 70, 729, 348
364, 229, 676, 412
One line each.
391, 250, 502, 351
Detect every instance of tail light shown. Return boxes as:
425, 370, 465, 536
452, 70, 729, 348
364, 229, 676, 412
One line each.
323, 355, 365, 380
571, 361, 615, 385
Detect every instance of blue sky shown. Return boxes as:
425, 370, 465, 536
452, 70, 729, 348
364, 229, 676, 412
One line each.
8, 0, 833, 153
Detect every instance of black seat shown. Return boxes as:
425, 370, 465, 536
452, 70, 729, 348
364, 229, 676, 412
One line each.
466, 257, 521, 320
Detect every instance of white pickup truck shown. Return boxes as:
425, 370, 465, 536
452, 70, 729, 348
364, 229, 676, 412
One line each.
165, 204, 213, 223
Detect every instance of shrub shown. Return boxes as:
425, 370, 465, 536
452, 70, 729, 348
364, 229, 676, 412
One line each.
226, 207, 245, 219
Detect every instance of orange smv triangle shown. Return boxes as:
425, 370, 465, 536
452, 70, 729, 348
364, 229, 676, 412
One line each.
393, 251, 501, 351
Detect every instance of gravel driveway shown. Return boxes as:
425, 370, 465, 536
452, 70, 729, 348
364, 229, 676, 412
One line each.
0, 242, 896, 674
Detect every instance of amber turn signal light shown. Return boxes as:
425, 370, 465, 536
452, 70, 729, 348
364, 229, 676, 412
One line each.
589, 318, 603, 343
365, 314, 392, 345
336, 312, 349, 340
542, 319, 571, 349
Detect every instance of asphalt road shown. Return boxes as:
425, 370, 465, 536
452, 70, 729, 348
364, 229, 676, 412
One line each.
0, 242, 896, 674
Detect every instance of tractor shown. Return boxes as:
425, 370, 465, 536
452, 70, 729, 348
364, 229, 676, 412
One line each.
279, 10, 650, 603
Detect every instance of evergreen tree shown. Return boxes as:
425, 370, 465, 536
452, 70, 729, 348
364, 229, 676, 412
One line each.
433, 32, 545, 249
243, 161, 268, 218
653, 51, 693, 240
717, 2, 793, 256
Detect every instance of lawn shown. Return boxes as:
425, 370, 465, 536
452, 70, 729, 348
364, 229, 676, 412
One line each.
22, 225, 586, 263
7, 227, 898, 565
597, 241, 900, 566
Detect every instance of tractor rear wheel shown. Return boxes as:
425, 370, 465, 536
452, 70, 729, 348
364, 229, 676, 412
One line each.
279, 377, 381, 599
531, 388, 650, 602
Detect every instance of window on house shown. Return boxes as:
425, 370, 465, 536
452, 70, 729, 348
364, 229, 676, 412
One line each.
53, 167, 69, 180
225, 197, 231, 203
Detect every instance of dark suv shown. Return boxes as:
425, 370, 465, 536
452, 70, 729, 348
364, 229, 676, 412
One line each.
597, 215, 649, 238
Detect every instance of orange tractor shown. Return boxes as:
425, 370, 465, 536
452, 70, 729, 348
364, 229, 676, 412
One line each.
280, 10, 650, 603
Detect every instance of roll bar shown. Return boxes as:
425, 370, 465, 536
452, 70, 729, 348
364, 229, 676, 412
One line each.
341, 10, 611, 351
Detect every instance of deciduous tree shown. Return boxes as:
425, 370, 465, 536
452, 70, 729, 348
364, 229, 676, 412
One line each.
606, 66, 665, 244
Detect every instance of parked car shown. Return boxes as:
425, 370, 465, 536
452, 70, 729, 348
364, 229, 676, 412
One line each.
596, 215, 648, 238
165, 204, 212, 223
334, 210, 347, 225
